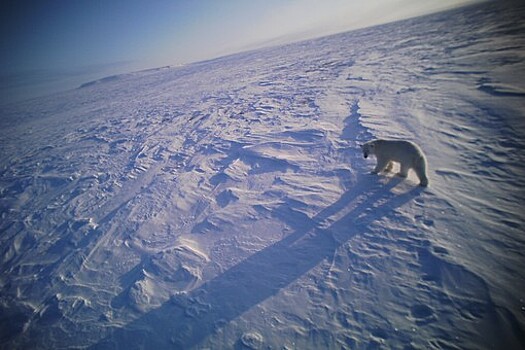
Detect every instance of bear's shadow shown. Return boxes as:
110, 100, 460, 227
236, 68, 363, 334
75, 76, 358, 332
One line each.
91, 174, 423, 349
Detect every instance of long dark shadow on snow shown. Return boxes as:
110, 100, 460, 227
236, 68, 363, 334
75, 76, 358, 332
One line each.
91, 176, 423, 349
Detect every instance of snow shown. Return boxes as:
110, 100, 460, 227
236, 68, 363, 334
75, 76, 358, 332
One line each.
1, 1, 525, 349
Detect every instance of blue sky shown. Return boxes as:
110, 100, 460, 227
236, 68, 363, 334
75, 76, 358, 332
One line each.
1, 0, 482, 103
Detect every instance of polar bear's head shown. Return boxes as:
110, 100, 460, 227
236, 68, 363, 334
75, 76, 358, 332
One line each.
361, 141, 377, 159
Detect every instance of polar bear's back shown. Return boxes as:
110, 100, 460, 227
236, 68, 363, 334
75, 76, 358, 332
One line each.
374, 139, 425, 162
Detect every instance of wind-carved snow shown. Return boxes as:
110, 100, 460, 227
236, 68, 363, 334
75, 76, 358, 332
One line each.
1, 1, 525, 349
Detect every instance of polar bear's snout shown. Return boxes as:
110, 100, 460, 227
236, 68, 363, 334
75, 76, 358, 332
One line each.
361, 142, 373, 159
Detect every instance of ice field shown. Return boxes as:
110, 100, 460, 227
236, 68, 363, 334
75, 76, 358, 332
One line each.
1, 1, 524, 349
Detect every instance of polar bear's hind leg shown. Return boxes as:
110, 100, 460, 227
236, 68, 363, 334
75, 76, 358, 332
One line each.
414, 156, 429, 187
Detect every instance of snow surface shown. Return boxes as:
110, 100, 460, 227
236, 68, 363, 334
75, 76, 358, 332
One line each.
1, 1, 525, 349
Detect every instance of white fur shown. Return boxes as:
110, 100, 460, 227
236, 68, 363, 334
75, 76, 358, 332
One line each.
361, 139, 429, 187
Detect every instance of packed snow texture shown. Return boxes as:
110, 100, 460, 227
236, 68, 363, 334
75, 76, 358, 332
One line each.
1, 1, 525, 349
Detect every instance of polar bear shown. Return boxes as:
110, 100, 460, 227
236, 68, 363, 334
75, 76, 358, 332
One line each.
361, 139, 429, 187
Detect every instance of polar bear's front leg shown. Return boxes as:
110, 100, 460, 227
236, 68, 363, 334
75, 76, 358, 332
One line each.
384, 161, 393, 173
373, 157, 390, 174
398, 163, 409, 178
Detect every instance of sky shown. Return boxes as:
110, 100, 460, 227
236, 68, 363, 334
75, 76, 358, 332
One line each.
1, 0, 484, 104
